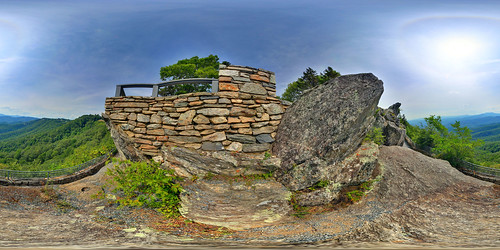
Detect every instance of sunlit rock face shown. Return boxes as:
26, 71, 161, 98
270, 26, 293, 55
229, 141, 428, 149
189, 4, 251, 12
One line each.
272, 73, 384, 204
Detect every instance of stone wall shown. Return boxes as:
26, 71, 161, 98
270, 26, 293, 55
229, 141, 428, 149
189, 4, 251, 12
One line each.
104, 65, 289, 158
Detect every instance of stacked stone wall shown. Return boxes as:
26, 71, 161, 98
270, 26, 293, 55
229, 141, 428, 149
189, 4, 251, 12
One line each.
104, 65, 288, 158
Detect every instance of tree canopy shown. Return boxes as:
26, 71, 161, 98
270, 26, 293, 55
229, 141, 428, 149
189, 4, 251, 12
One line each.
159, 55, 229, 96
280, 66, 340, 102
405, 115, 482, 167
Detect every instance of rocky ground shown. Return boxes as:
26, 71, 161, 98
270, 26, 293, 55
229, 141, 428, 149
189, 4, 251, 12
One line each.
0, 146, 499, 249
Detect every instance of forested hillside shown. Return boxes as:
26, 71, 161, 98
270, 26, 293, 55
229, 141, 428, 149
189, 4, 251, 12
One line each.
0, 115, 115, 171
471, 122, 500, 168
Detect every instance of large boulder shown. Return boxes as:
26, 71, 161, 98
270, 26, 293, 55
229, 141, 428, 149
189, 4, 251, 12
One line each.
272, 73, 384, 194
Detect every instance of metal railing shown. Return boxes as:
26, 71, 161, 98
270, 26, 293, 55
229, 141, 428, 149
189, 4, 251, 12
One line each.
115, 78, 219, 97
0, 151, 113, 180
458, 161, 500, 178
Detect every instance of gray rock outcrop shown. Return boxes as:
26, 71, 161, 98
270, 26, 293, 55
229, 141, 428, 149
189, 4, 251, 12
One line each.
374, 102, 415, 148
272, 73, 384, 196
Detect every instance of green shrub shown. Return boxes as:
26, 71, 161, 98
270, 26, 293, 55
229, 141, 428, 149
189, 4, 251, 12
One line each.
365, 127, 385, 145
106, 159, 183, 217
346, 190, 365, 203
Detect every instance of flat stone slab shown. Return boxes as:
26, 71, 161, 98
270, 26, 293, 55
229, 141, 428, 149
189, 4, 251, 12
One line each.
179, 178, 292, 230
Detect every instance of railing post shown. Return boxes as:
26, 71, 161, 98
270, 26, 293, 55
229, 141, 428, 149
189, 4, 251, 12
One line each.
152, 84, 159, 97
115, 85, 126, 97
211, 79, 219, 93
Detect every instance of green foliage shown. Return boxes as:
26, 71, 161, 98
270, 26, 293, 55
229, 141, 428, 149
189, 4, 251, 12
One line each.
346, 190, 365, 203
364, 127, 385, 145
281, 66, 340, 102
289, 193, 309, 218
0, 115, 115, 171
106, 159, 183, 217
406, 115, 482, 167
469, 122, 500, 168
309, 180, 329, 191
346, 178, 378, 203
159, 55, 226, 96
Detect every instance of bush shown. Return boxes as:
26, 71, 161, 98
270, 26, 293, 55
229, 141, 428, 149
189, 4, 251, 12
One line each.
106, 159, 183, 217
365, 127, 385, 145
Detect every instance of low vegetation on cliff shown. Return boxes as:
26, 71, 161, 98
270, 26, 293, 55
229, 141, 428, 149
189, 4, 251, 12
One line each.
0, 114, 115, 171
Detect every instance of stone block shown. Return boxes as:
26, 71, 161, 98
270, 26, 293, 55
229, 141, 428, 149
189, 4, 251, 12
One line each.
233, 76, 250, 82
147, 124, 162, 130
178, 110, 196, 126
110, 113, 127, 120
193, 114, 210, 124
133, 127, 146, 134
201, 142, 224, 151
134, 138, 152, 144
219, 76, 232, 82
231, 123, 250, 128
217, 91, 239, 99
231, 99, 243, 104
219, 69, 239, 77
227, 117, 241, 123
230, 107, 256, 117
213, 124, 230, 130
147, 129, 165, 136
250, 74, 270, 83
219, 82, 239, 92
157, 136, 169, 142
163, 116, 178, 126
137, 114, 150, 123
242, 143, 270, 153
218, 98, 231, 104
164, 129, 178, 136
180, 130, 201, 136
194, 124, 212, 130
115, 102, 149, 108
197, 108, 230, 116
188, 97, 200, 102
203, 99, 218, 104
189, 101, 203, 106
150, 114, 162, 124
210, 116, 227, 124
226, 142, 243, 152
252, 121, 269, 128
270, 115, 282, 120
200, 129, 216, 135
128, 113, 137, 121
175, 125, 194, 130
184, 143, 202, 150
169, 136, 202, 144
238, 128, 253, 135
202, 131, 226, 142
253, 126, 277, 135
262, 103, 284, 115
240, 83, 268, 95
226, 134, 256, 144
256, 134, 275, 143
240, 116, 255, 123
174, 102, 188, 108
255, 113, 270, 122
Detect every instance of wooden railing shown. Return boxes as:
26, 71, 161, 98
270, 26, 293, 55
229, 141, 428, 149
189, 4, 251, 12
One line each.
115, 78, 219, 97
457, 160, 500, 184
0, 150, 114, 184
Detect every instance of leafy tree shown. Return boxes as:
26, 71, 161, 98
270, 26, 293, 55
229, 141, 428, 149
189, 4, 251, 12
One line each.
281, 66, 340, 102
406, 115, 482, 167
159, 55, 228, 96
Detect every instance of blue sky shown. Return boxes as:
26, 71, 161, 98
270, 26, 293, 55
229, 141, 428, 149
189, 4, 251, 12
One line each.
1, 0, 499, 119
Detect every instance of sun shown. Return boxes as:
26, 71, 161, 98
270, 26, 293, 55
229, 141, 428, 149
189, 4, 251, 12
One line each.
434, 36, 484, 65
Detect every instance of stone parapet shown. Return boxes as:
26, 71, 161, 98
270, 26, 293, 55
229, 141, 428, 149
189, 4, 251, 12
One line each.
104, 65, 288, 158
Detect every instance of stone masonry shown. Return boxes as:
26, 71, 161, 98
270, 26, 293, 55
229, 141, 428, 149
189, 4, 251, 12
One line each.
104, 65, 289, 158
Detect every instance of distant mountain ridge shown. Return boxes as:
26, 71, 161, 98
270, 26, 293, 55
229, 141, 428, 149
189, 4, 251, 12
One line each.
0, 114, 39, 124
409, 112, 500, 129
